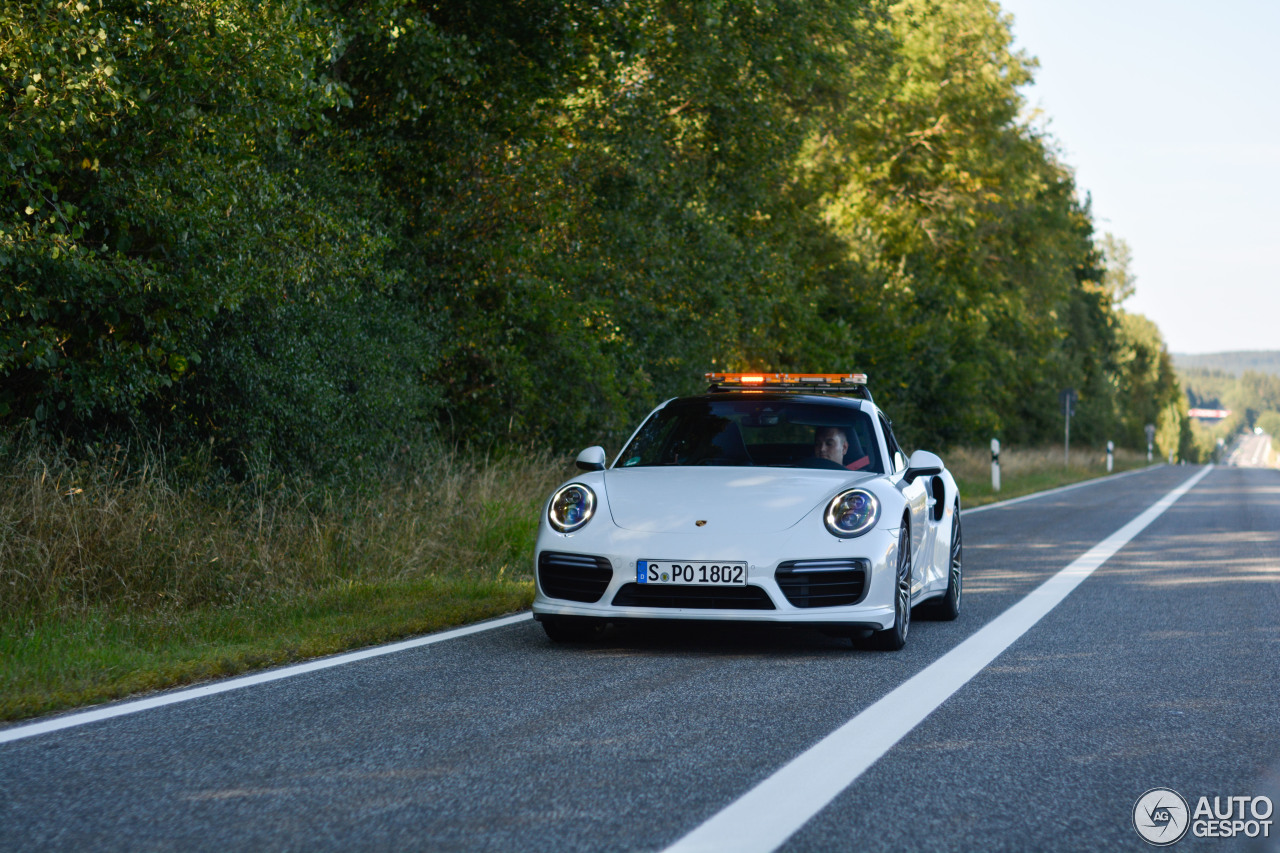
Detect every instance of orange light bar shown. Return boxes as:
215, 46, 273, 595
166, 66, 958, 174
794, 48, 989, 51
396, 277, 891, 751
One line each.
706, 372, 868, 385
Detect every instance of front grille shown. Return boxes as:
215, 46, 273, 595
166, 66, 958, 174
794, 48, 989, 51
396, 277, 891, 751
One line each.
538, 551, 613, 603
611, 583, 776, 610
775, 559, 869, 608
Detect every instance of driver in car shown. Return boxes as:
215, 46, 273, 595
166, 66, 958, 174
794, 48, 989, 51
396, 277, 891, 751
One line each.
814, 426, 871, 471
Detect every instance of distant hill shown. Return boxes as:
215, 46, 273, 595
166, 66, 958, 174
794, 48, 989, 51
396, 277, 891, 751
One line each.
1172, 351, 1280, 377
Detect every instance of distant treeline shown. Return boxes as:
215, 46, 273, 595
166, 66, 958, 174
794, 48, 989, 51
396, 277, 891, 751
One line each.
1183, 367, 1280, 433
1173, 351, 1280, 378
1180, 367, 1280, 460
2, 0, 1185, 473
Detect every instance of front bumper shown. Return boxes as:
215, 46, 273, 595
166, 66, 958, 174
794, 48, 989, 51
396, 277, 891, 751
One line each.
530, 522, 899, 630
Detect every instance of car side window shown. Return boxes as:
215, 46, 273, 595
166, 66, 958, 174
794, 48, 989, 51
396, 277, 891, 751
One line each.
879, 414, 907, 473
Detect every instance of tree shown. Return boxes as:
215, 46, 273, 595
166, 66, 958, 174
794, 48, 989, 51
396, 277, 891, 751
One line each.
2, 0, 1180, 469
2, 0, 347, 427
1098, 232, 1136, 306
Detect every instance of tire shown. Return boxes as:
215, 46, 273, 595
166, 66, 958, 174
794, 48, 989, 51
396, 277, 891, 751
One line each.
934, 503, 963, 620
541, 616, 604, 643
869, 522, 912, 651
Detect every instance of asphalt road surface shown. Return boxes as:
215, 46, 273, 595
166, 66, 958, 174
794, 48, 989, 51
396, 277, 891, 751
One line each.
3, 464, 1279, 852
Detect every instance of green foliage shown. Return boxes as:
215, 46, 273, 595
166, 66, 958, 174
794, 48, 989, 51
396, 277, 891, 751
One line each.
1180, 361, 1280, 457
1098, 233, 1136, 305
784, 0, 1121, 449
3, 1, 341, 421
1, 0, 438, 466
3, 0, 1180, 469
1257, 412, 1280, 454
183, 289, 439, 475
1231, 372, 1280, 419
1113, 312, 1180, 447
1183, 367, 1280, 437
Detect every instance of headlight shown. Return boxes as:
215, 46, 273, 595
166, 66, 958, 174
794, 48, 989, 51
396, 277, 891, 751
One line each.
548, 483, 596, 533
824, 489, 879, 538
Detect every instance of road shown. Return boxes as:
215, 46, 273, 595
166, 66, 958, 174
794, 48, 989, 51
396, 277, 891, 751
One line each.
2, 464, 1279, 852
1229, 433, 1275, 468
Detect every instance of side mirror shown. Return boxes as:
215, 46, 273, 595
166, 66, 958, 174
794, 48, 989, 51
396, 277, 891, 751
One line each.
575, 446, 607, 471
903, 449, 944, 484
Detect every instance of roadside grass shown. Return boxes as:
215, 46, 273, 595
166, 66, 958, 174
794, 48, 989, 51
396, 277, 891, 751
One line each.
0, 577, 531, 720
1, 439, 1156, 722
946, 444, 1150, 507
0, 441, 564, 721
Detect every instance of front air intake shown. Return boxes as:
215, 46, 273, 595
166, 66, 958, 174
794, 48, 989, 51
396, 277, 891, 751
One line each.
775, 559, 869, 608
538, 552, 613, 603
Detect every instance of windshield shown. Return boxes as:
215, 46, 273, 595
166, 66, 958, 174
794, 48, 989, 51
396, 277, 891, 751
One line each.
617, 399, 883, 472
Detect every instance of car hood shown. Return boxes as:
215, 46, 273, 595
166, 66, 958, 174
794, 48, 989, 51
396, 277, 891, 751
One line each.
603, 466, 870, 533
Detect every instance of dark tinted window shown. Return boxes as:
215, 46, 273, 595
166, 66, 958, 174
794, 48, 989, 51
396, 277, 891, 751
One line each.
878, 413, 906, 472
618, 399, 883, 472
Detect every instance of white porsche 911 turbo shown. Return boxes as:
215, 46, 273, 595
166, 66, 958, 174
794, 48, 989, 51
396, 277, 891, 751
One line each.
531, 373, 962, 649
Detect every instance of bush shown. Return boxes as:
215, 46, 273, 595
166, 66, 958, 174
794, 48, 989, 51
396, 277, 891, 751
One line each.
179, 289, 441, 476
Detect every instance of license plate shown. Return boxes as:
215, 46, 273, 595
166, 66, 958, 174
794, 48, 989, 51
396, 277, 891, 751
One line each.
636, 560, 747, 586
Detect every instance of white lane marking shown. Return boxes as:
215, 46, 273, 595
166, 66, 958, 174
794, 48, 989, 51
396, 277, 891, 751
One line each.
664, 465, 1214, 853
966, 463, 1163, 515
0, 612, 533, 745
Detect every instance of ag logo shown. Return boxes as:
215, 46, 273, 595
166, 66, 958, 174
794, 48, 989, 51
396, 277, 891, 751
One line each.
1134, 788, 1190, 846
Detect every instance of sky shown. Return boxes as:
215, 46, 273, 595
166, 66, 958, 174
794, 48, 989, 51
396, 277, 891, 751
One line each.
994, 0, 1280, 355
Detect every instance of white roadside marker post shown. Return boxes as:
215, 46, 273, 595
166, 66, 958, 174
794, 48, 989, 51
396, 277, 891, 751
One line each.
990, 437, 1001, 492
1107, 440, 1114, 473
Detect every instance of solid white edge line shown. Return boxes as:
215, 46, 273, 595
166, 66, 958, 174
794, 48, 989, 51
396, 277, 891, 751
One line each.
663, 465, 1214, 853
966, 463, 1165, 515
0, 612, 533, 745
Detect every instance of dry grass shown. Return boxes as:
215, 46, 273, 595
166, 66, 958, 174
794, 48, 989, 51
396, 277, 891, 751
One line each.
0, 438, 1150, 622
0, 439, 575, 719
945, 443, 1144, 480
945, 443, 1148, 506
0, 441, 569, 623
